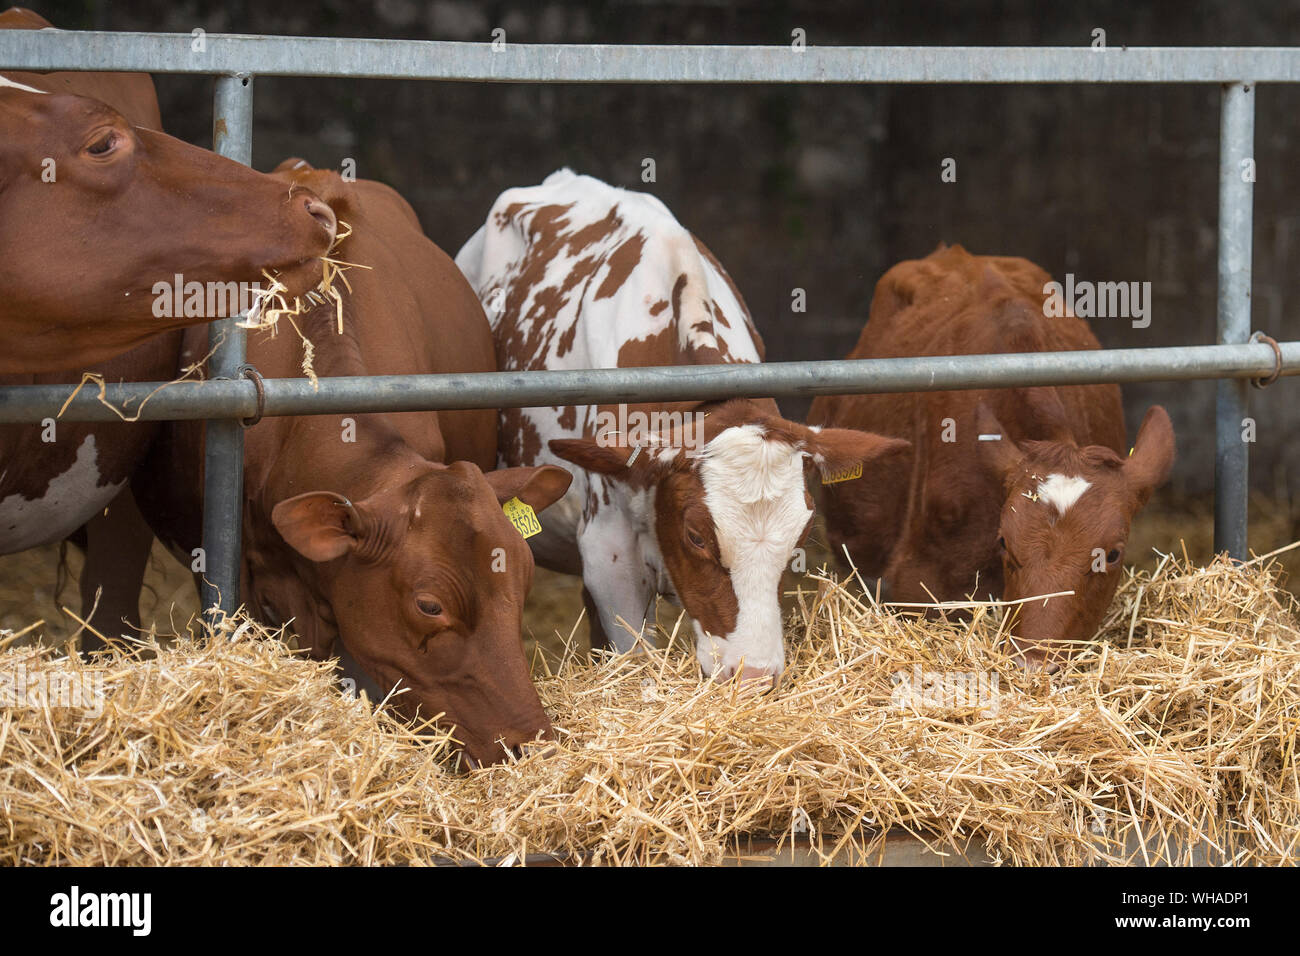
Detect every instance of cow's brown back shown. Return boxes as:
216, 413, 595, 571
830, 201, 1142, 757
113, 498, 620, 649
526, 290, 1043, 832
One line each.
808, 244, 1126, 599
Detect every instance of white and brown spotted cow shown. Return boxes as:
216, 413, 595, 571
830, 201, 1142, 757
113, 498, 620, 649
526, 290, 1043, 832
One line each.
456, 169, 907, 686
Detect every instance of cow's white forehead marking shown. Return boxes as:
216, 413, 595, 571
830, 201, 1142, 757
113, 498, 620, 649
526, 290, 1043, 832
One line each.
699, 424, 800, 504
1035, 473, 1091, 515
694, 424, 809, 676
0, 75, 48, 94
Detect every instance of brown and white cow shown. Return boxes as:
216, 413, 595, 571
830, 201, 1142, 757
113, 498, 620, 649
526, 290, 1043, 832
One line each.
131, 161, 571, 767
808, 244, 1175, 670
456, 169, 906, 686
0, 7, 334, 640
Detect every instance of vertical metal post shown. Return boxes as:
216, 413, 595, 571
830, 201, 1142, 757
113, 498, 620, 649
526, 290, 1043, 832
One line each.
201, 74, 254, 619
1214, 81, 1254, 559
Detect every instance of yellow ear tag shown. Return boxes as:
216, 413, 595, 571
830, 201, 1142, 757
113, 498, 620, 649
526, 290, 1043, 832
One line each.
503, 497, 542, 538
821, 462, 864, 485
1129, 447, 1135, 457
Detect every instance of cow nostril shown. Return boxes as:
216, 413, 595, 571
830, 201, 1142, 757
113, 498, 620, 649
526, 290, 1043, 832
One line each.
738, 665, 779, 694
304, 195, 337, 238
1010, 649, 1059, 675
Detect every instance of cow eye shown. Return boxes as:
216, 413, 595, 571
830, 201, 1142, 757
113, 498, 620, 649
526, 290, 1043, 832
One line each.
1106, 548, 1122, 565
86, 131, 118, 156
415, 596, 443, 618
686, 527, 707, 550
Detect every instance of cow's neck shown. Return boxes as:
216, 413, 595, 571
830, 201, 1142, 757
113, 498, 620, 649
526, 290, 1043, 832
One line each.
294, 303, 368, 378
272, 302, 446, 493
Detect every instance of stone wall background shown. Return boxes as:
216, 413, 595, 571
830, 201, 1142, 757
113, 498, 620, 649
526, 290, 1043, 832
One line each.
33, 0, 1300, 495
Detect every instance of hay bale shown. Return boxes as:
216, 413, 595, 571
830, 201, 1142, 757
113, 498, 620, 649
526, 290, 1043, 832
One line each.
2, 549, 1297, 866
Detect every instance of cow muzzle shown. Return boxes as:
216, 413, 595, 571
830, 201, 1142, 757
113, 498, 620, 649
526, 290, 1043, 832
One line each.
1008, 645, 1062, 675
710, 662, 782, 694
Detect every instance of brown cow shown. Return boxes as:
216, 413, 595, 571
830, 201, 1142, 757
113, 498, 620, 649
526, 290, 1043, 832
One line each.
0, 8, 337, 373
131, 160, 571, 767
808, 244, 1174, 671
0, 7, 331, 643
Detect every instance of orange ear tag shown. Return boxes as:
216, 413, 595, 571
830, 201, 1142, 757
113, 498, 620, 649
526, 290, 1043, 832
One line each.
821, 462, 864, 485
503, 497, 542, 538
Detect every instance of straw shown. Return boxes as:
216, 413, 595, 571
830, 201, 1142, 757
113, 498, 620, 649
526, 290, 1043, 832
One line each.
2, 550, 1297, 866
241, 219, 370, 386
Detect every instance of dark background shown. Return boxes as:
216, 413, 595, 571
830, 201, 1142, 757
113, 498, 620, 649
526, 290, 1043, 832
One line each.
25, 0, 1300, 495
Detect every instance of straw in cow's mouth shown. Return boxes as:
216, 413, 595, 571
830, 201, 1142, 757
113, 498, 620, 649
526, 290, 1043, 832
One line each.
242, 219, 371, 386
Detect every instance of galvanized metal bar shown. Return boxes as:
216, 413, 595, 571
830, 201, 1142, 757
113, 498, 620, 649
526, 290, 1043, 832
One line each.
2, 342, 1294, 425
1215, 82, 1254, 559
200, 74, 253, 619
4, 32, 1300, 83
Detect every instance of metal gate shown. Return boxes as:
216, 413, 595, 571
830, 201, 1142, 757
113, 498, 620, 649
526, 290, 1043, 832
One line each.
1, 30, 1297, 618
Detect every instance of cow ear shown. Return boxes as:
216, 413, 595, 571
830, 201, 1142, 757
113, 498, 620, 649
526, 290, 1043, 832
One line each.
485, 464, 573, 512
271, 156, 315, 174
271, 491, 361, 562
548, 437, 632, 476
802, 426, 911, 479
548, 436, 671, 480
1123, 406, 1175, 506
975, 402, 1024, 486
1020, 387, 1075, 443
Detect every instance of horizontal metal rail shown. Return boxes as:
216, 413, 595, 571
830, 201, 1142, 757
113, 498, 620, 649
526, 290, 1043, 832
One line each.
5, 32, 1300, 83
1, 342, 1293, 424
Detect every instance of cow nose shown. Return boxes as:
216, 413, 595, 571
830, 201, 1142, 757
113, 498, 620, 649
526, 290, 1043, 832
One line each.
303, 194, 337, 242
714, 663, 781, 694
1010, 650, 1060, 676
497, 722, 556, 761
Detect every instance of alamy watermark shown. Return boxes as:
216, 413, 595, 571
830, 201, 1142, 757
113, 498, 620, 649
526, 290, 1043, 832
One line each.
151, 274, 266, 320
1043, 273, 1152, 329
594, 404, 710, 460
1, 659, 104, 718
891, 664, 1000, 715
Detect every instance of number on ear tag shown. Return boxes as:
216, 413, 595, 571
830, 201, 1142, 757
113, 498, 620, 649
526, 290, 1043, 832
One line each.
503, 497, 542, 538
821, 462, 863, 485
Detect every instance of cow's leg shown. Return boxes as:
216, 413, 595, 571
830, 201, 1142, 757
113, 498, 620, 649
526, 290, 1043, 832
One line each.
77, 487, 152, 653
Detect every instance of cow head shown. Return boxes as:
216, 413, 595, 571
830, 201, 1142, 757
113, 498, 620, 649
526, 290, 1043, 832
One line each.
0, 85, 337, 372
270, 460, 572, 767
977, 404, 1175, 672
550, 401, 910, 688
